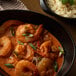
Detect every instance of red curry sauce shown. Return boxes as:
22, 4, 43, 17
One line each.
0, 20, 64, 76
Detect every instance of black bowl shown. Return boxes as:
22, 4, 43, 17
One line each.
0, 10, 75, 76
40, 0, 76, 21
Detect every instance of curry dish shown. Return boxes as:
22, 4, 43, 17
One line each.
0, 20, 64, 76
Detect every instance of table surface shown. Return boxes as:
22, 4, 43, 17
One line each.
21, 0, 76, 76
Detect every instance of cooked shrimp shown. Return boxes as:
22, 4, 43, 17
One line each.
37, 40, 52, 57
25, 44, 34, 60
37, 58, 52, 76
38, 40, 59, 60
14, 44, 34, 61
15, 60, 39, 76
0, 20, 24, 35
16, 24, 43, 42
15, 43, 27, 54
6, 56, 18, 66
0, 36, 12, 56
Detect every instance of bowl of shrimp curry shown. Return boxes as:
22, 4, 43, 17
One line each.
0, 10, 75, 76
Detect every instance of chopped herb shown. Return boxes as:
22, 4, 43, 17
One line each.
54, 61, 58, 72
58, 46, 64, 56
29, 43, 36, 50
61, 0, 68, 4
22, 33, 34, 38
69, 0, 74, 5
17, 41, 24, 45
28, 34, 34, 37
22, 33, 28, 36
60, 0, 74, 5
10, 27, 15, 36
5, 64, 14, 68
13, 51, 18, 56
9, 56, 12, 59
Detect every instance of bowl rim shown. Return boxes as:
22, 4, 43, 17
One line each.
40, 0, 76, 19
0, 10, 75, 76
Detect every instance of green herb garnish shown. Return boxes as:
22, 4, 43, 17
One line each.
22, 33, 34, 37
13, 51, 18, 56
58, 46, 64, 56
22, 33, 28, 36
5, 64, 14, 68
28, 34, 34, 37
10, 27, 15, 36
61, 0, 68, 4
29, 43, 36, 50
54, 62, 58, 72
69, 0, 74, 5
17, 41, 24, 45
60, 0, 74, 5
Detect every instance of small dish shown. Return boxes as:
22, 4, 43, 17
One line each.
40, 0, 76, 20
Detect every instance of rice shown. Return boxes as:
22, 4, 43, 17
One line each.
47, 0, 76, 18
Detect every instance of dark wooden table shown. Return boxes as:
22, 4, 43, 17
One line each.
21, 0, 76, 76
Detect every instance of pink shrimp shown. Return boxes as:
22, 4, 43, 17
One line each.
15, 60, 39, 76
0, 36, 12, 56
0, 20, 24, 35
16, 24, 43, 42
